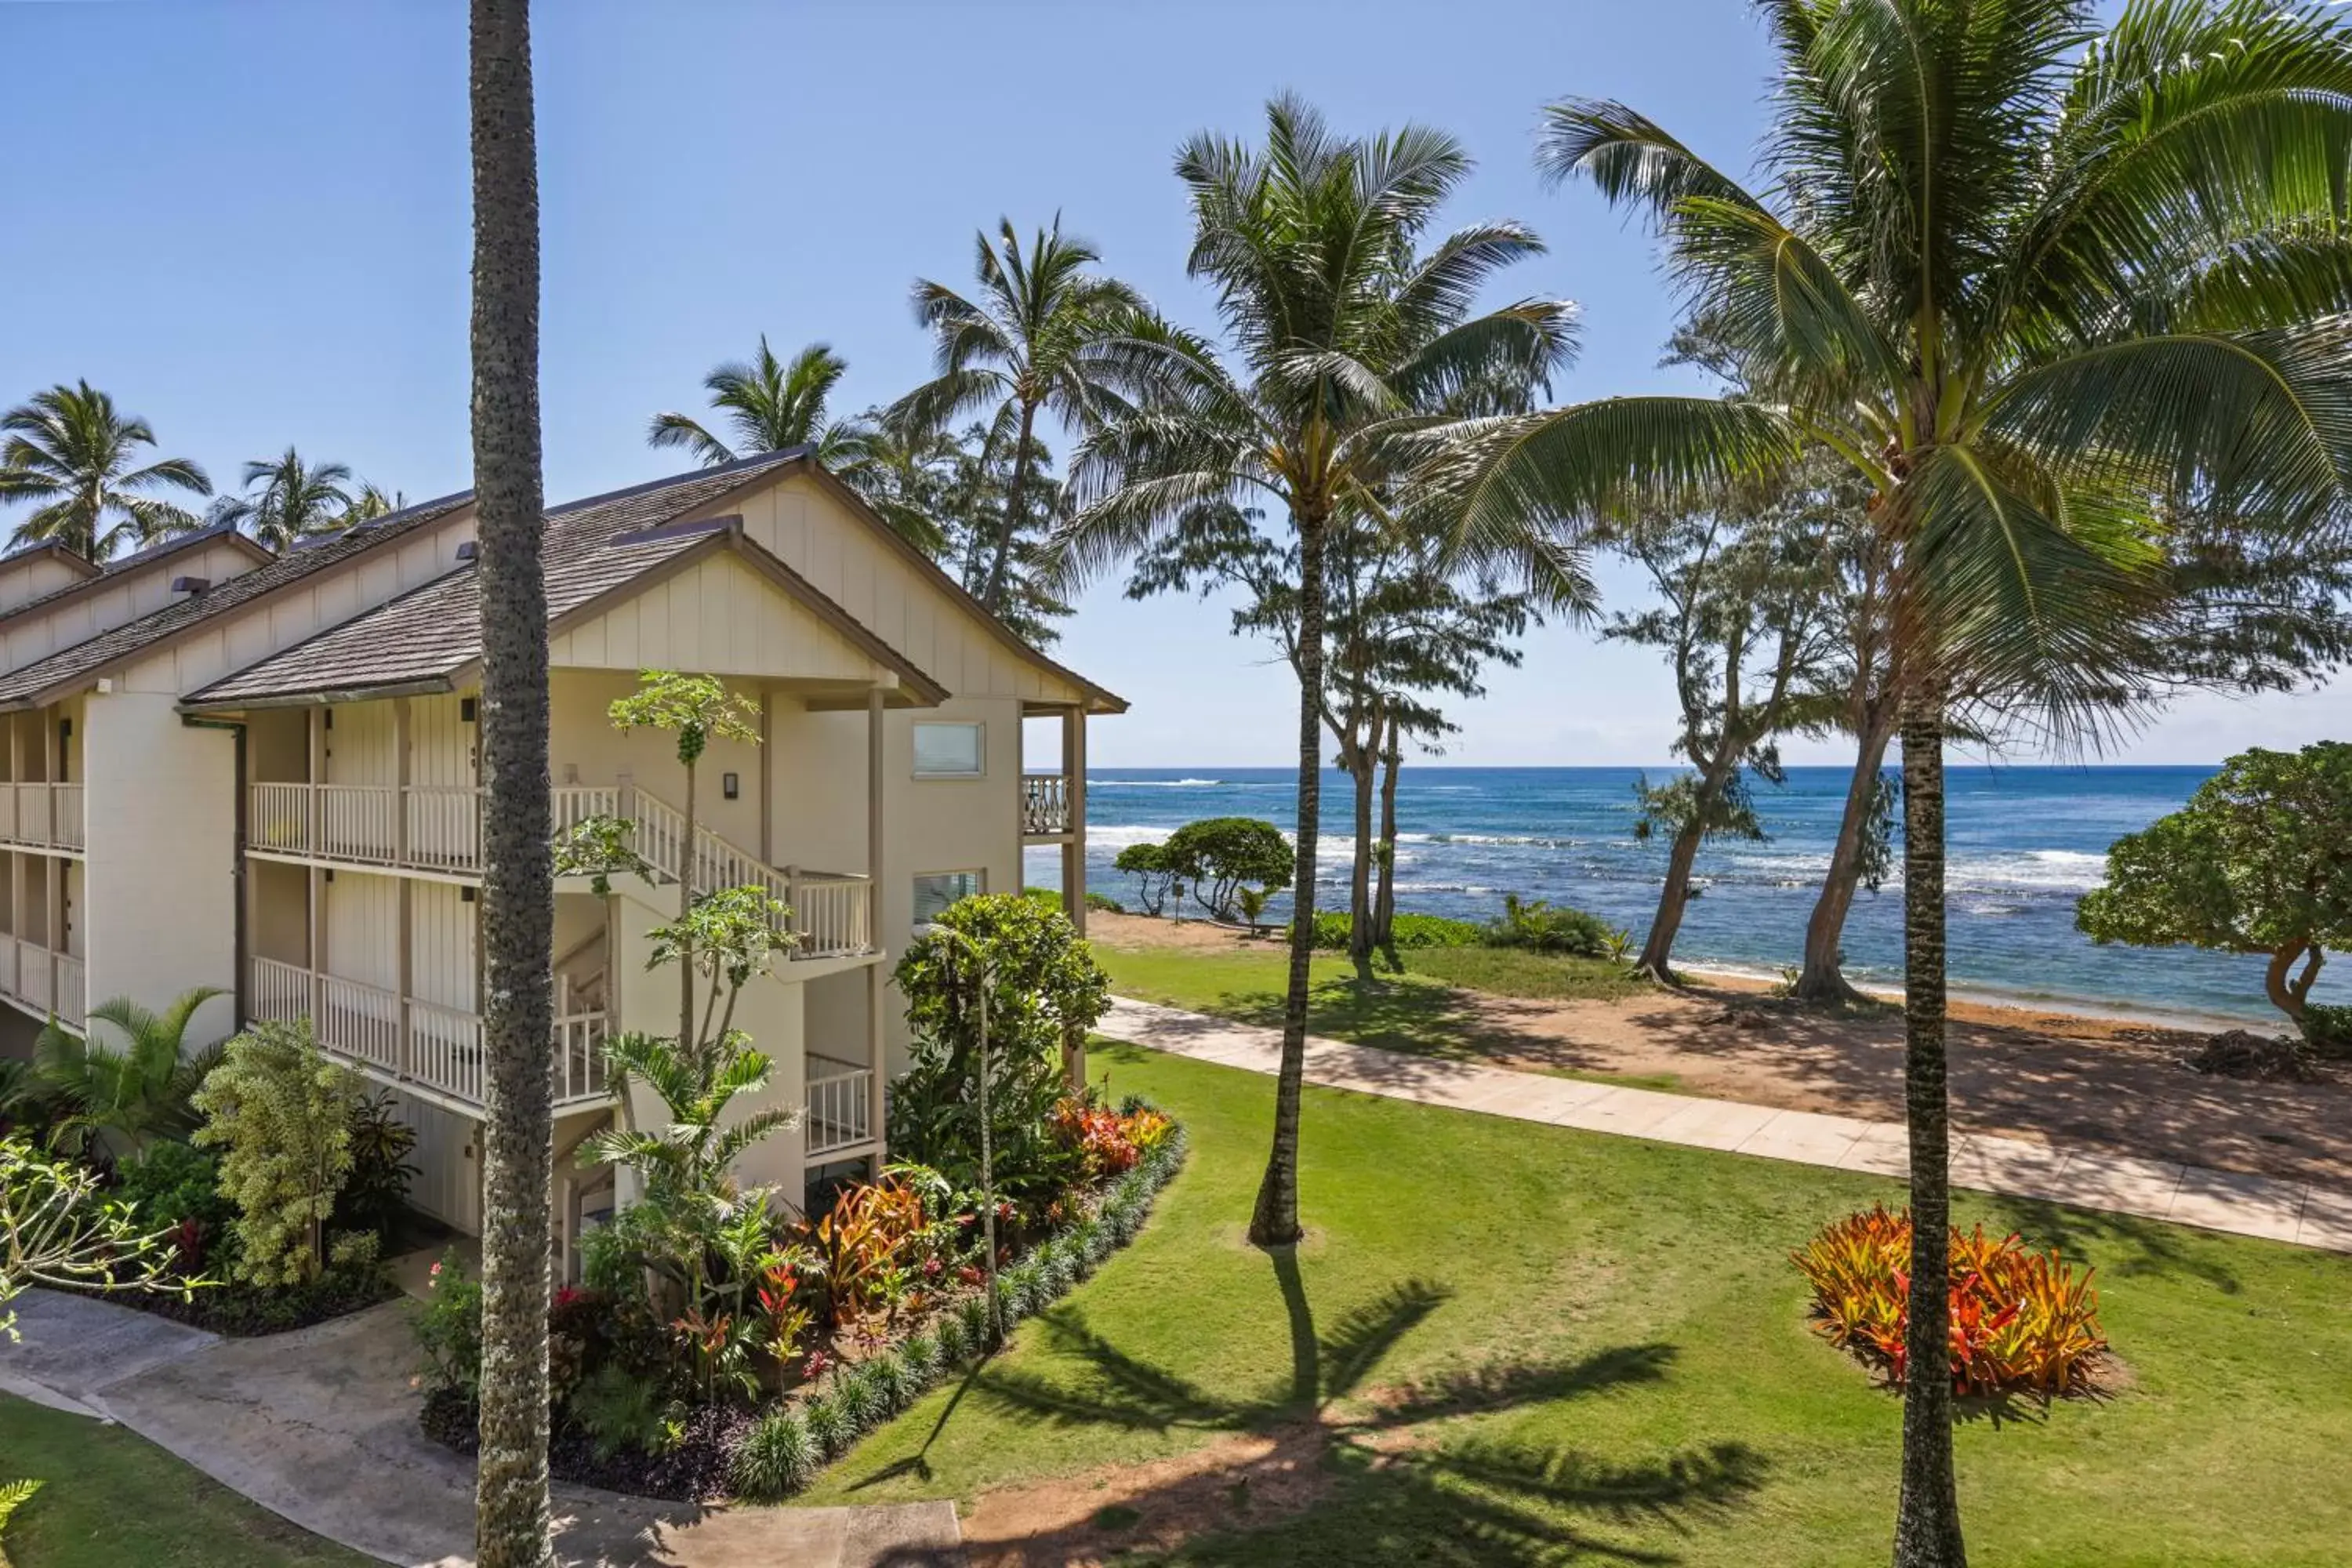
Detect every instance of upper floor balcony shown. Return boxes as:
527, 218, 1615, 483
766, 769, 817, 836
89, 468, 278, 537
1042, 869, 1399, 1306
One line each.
0, 934, 83, 1030
1021, 772, 1070, 837
0, 782, 84, 855
245, 781, 874, 960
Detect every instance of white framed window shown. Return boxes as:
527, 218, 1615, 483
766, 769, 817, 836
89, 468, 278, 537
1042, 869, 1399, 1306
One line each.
912, 869, 985, 927
912, 720, 985, 779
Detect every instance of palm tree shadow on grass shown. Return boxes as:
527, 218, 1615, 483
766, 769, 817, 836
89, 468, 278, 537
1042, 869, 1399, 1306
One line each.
877, 1248, 1767, 1563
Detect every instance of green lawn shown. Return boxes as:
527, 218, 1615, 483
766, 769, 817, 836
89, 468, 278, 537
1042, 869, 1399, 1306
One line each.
804, 1043, 2352, 1566
0, 1395, 368, 1568
1096, 941, 1668, 1086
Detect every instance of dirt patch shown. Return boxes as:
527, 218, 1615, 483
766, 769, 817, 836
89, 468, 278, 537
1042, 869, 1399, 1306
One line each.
960, 1425, 1334, 1567
1095, 913, 2352, 1188
1091, 910, 1270, 953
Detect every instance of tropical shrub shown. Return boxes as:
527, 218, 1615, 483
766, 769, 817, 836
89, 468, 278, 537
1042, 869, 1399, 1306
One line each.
1051, 1096, 1175, 1183
411, 1247, 485, 1399
790, 1174, 931, 1330
0, 1478, 39, 1568
2078, 743, 2352, 1039
31, 987, 225, 1159
1084, 891, 1124, 914
889, 893, 1109, 1205
1163, 817, 1292, 923
191, 1019, 358, 1287
1292, 911, 1486, 950
569, 1363, 677, 1461
114, 1139, 238, 1271
334, 1091, 418, 1243
1792, 1205, 2106, 1396
730, 1407, 819, 1501
1486, 893, 1618, 959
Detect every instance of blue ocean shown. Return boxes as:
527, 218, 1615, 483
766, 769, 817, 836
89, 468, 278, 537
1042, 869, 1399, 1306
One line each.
1027, 764, 2310, 1028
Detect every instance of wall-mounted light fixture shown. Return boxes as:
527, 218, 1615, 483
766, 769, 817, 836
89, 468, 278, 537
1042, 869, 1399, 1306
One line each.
721, 771, 740, 800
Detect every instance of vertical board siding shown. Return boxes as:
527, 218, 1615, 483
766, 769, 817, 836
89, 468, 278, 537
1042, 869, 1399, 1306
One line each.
408, 695, 476, 788
324, 869, 401, 990
388, 1089, 481, 1232
409, 880, 477, 1012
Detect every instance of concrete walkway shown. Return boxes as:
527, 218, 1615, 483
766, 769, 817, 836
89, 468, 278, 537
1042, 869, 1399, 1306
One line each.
1102, 996, 2352, 1254
0, 1291, 964, 1568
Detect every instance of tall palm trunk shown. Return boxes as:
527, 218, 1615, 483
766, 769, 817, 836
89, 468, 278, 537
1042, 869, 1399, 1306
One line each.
467, 2, 555, 1563
1249, 506, 1325, 1248
979, 400, 1039, 612
1893, 686, 1965, 1568
1794, 712, 1896, 1004
1345, 742, 1375, 983
1373, 717, 1401, 969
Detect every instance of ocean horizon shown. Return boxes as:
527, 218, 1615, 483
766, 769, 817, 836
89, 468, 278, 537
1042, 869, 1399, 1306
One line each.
1026, 763, 2314, 1029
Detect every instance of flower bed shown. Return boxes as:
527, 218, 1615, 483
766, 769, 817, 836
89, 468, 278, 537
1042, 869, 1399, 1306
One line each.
416, 1100, 1187, 1503
1792, 1203, 2108, 1396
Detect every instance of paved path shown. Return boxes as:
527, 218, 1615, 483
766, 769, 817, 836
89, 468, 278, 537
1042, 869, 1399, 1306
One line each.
1102, 996, 2352, 1254
0, 1292, 964, 1568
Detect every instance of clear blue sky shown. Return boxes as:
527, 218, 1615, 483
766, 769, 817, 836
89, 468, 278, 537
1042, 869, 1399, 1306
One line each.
4, 0, 2339, 765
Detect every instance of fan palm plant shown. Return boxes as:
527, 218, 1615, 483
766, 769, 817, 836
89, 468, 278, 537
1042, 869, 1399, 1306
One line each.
32, 987, 226, 1159
1444, 3, 2352, 1561
0, 381, 211, 559
648, 337, 873, 469
892, 216, 1148, 611
209, 447, 355, 550
343, 481, 403, 524
1056, 96, 1577, 1246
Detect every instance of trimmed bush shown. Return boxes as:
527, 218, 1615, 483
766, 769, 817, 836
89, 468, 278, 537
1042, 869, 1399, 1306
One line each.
730, 1409, 818, 1501
1792, 1205, 2107, 1396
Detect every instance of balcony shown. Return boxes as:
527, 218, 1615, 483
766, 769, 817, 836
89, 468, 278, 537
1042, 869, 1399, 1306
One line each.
245, 782, 875, 960
1021, 773, 1070, 837
0, 935, 83, 1029
249, 956, 608, 1112
804, 1054, 876, 1158
0, 782, 85, 855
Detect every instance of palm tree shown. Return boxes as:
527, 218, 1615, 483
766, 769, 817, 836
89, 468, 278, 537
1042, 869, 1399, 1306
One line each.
344, 482, 404, 524
894, 216, 1147, 612
648, 337, 873, 468
1058, 96, 1574, 1246
33, 988, 225, 1160
0, 381, 211, 559
209, 448, 354, 550
467, 0, 556, 1561
1448, 5, 2352, 1560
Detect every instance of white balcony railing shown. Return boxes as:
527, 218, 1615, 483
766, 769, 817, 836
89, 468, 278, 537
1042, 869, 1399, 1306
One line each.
804, 1066, 874, 1157
1021, 772, 1070, 837
250, 956, 610, 1112
0, 935, 84, 1029
245, 781, 875, 960
0, 781, 87, 854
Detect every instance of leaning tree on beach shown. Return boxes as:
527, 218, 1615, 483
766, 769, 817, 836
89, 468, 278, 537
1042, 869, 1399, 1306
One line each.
1439, 2, 2352, 1562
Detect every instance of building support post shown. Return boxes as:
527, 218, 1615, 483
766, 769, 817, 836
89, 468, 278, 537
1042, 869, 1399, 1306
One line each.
866, 683, 887, 1160
1061, 707, 1087, 935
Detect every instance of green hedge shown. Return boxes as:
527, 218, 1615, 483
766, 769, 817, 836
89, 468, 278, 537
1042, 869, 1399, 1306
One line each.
1290, 911, 1487, 950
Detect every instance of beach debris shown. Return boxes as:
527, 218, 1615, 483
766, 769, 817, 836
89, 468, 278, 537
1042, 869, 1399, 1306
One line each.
2187, 1030, 2321, 1083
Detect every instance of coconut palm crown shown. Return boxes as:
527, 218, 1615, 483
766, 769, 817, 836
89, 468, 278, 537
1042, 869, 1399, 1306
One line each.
1439, 4, 2352, 1564
891, 216, 1149, 612
0, 381, 212, 560
648, 337, 872, 471
1054, 95, 1579, 1247
209, 447, 356, 551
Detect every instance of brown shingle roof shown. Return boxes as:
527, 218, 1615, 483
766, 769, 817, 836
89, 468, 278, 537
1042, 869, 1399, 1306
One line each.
0, 494, 473, 707
178, 450, 911, 708
0, 521, 271, 630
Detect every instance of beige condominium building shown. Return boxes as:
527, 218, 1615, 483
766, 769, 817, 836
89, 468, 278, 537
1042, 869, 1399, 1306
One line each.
0, 449, 1120, 1276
